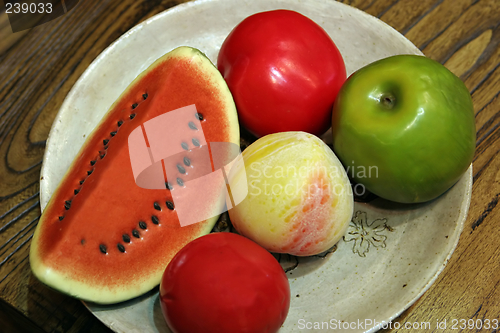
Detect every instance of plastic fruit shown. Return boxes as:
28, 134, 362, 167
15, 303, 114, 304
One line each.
331, 55, 476, 203
228, 132, 354, 256
30, 47, 239, 304
160, 232, 290, 333
218, 10, 346, 138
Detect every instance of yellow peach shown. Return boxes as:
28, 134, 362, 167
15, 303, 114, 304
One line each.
228, 132, 353, 256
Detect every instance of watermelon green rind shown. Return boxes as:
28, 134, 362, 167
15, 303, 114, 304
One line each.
30, 46, 239, 304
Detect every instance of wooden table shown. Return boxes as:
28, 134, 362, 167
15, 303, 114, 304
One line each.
0, 0, 498, 332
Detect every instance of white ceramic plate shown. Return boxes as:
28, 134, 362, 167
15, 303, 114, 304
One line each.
40, 0, 473, 332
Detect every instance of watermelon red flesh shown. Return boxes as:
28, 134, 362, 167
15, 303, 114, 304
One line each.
30, 47, 239, 304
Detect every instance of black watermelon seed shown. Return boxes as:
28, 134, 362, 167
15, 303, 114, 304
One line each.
177, 164, 186, 174
188, 121, 198, 130
165, 182, 173, 190
181, 142, 189, 151
110, 131, 117, 137
132, 103, 138, 109
64, 200, 71, 210
132, 229, 140, 238
80, 179, 85, 185
117, 120, 123, 127
74, 189, 80, 195
176, 178, 184, 187
81, 239, 85, 245
195, 112, 203, 120
192, 138, 200, 147
103, 139, 109, 146
117, 243, 126, 253
87, 169, 93, 176
166, 201, 175, 210
139, 221, 147, 230
143, 93, 148, 100
59, 216, 64, 221
183, 157, 191, 166
152, 215, 159, 224
130, 113, 136, 119
100, 153, 106, 159
90, 160, 96, 166
99, 244, 107, 254
122, 234, 131, 243
154, 202, 161, 211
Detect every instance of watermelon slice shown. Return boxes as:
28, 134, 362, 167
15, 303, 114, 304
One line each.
30, 46, 239, 304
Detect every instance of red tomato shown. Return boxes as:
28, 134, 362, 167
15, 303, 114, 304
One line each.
159, 232, 291, 333
217, 10, 346, 138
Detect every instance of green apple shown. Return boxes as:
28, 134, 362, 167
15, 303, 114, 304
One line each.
331, 55, 475, 203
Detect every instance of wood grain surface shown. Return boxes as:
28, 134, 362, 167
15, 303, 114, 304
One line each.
0, 0, 498, 332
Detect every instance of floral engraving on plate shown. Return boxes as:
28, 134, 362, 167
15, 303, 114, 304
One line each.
344, 211, 393, 257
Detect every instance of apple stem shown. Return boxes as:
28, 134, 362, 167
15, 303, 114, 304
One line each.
381, 93, 395, 110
